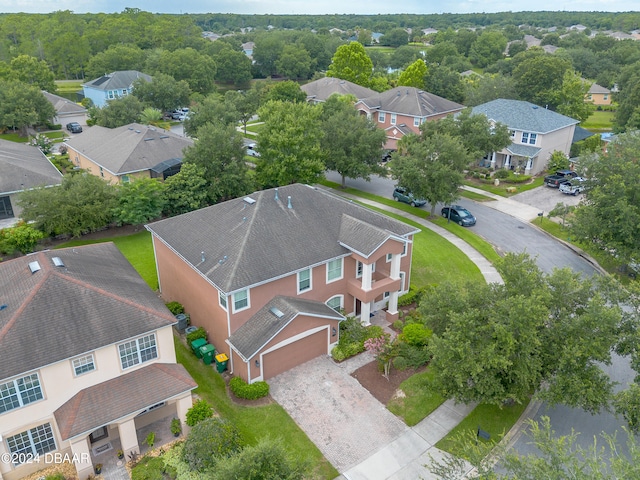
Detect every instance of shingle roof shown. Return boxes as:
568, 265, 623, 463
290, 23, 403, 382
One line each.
338, 214, 404, 258
41, 91, 86, 116
147, 184, 419, 294
471, 99, 579, 134
301, 77, 377, 103
0, 243, 175, 381
572, 126, 595, 143
64, 123, 193, 175
588, 83, 611, 94
228, 296, 344, 360
358, 86, 464, 118
54, 363, 196, 440
83, 70, 152, 91
506, 143, 541, 158
0, 139, 62, 194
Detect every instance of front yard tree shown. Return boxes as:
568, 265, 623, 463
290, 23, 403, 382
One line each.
570, 132, 640, 265
320, 94, 387, 187
255, 100, 325, 187
18, 174, 117, 237
132, 73, 191, 114
224, 89, 260, 134
90, 94, 144, 128
182, 417, 243, 472
422, 253, 626, 412
0, 80, 55, 136
183, 93, 239, 137
182, 123, 253, 203
327, 41, 374, 88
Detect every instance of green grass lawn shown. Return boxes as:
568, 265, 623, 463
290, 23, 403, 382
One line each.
464, 176, 545, 197
387, 368, 446, 426
582, 110, 615, 131
175, 336, 338, 479
0, 132, 29, 143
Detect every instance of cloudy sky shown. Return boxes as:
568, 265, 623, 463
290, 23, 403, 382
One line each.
1, 0, 638, 15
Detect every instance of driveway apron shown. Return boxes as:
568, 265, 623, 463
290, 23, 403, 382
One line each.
268, 352, 407, 472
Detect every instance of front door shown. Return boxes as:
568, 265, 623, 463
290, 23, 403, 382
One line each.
0, 196, 13, 219
355, 299, 361, 316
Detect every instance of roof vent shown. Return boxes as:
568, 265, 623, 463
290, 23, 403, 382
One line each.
201, 251, 205, 263
144, 137, 155, 141
243, 197, 256, 205
52, 257, 65, 267
135, 130, 141, 133
287, 196, 292, 209
0, 304, 7, 311
274, 188, 279, 201
28, 261, 41, 274
270, 307, 284, 318
218, 255, 228, 265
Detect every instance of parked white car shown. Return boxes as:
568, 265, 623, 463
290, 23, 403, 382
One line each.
559, 177, 585, 195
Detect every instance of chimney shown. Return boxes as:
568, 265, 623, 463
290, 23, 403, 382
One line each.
287, 196, 293, 209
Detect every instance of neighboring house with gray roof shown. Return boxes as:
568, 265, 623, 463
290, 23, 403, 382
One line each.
586, 83, 612, 106
82, 70, 151, 108
0, 243, 196, 480
355, 86, 465, 150
472, 99, 579, 175
42, 91, 87, 127
301, 77, 377, 104
146, 183, 419, 383
64, 123, 192, 184
0, 139, 62, 226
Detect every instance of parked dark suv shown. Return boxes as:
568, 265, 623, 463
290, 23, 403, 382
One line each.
66, 122, 83, 133
393, 187, 426, 207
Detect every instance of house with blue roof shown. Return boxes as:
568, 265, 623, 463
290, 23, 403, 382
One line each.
82, 70, 152, 108
471, 99, 579, 175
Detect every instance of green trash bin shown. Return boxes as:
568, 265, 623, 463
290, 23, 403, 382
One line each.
215, 353, 229, 373
190, 338, 207, 358
200, 344, 215, 365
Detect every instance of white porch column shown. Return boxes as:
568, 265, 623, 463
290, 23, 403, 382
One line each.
176, 394, 193, 437
362, 263, 373, 291
490, 152, 496, 169
117, 419, 139, 459
504, 154, 511, 169
70, 436, 93, 480
361, 300, 371, 326
525, 157, 533, 175
386, 253, 402, 317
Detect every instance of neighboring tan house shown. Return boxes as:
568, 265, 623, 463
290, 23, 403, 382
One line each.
301, 77, 377, 105
472, 99, 579, 175
41, 91, 87, 127
585, 83, 612, 106
82, 71, 151, 108
0, 243, 196, 480
146, 184, 419, 384
0, 140, 62, 227
64, 123, 193, 184
355, 86, 465, 150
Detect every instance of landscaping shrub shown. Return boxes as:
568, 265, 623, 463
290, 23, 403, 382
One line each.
229, 377, 269, 399
332, 319, 384, 361
131, 456, 167, 480
393, 342, 431, 370
494, 168, 510, 179
185, 399, 213, 427
165, 301, 185, 315
182, 417, 244, 472
186, 327, 206, 344
505, 172, 532, 183
398, 286, 427, 307
400, 323, 432, 347
392, 319, 405, 331
44, 474, 66, 480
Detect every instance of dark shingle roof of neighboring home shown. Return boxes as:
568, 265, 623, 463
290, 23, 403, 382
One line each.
228, 296, 344, 361
83, 70, 151, 91
64, 123, 193, 175
588, 83, 611, 94
41, 91, 86, 116
0, 243, 176, 381
147, 184, 419, 294
301, 77, 377, 103
572, 126, 595, 143
471, 99, 579, 134
0, 139, 62, 194
358, 86, 464, 118
54, 363, 196, 440
506, 143, 541, 158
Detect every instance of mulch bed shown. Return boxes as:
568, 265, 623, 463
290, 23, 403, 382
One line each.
351, 360, 427, 405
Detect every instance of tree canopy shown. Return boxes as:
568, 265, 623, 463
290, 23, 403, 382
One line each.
326, 42, 374, 88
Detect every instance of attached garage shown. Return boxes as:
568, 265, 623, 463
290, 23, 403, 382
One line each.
228, 296, 344, 384
262, 329, 328, 380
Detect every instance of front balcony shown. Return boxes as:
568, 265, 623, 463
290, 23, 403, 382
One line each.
347, 276, 400, 303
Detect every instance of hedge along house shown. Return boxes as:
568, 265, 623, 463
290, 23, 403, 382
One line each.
146, 184, 419, 383
0, 139, 62, 229
0, 243, 196, 480
63, 123, 193, 184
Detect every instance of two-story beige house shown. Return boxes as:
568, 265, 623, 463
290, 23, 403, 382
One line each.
472, 99, 580, 175
0, 244, 196, 480
64, 123, 193, 184
585, 83, 612, 106
146, 184, 419, 384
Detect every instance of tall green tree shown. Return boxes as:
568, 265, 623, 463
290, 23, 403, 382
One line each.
512, 51, 572, 108
212, 44, 252, 86
132, 73, 191, 113
613, 61, 640, 132
255, 100, 325, 187
552, 70, 594, 122
275, 44, 313, 80
225, 89, 260, 134
0, 80, 55, 136
113, 177, 166, 225
469, 30, 508, 68
89, 95, 144, 128
381, 28, 409, 47
397, 59, 427, 89
183, 93, 239, 137
147, 47, 217, 95
424, 65, 465, 103
320, 95, 387, 187
84, 44, 146, 80
163, 163, 209, 216
9, 55, 56, 92
326, 42, 374, 88
182, 123, 253, 203
261, 80, 307, 104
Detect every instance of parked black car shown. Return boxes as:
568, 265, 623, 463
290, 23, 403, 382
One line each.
66, 122, 83, 133
441, 205, 477, 226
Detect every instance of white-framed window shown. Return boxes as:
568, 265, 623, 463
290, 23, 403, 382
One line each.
233, 289, 249, 312
509, 130, 516, 138
378, 111, 386, 123
118, 334, 157, 370
122, 89, 128, 95
414, 116, 421, 127
386, 253, 393, 262
6, 423, 56, 465
522, 132, 537, 145
356, 261, 375, 278
298, 268, 311, 293
72, 354, 95, 376
0, 373, 44, 414
219, 291, 227, 310
99, 166, 104, 178
108, 91, 115, 99
390, 113, 397, 125
399, 271, 406, 292
121, 175, 130, 183
326, 258, 343, 283
603, 94, 608, 100
327, 295, 343, 312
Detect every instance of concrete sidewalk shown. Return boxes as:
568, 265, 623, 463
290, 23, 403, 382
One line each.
461, 185, 543, 223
